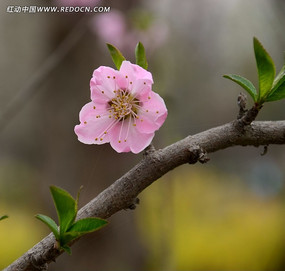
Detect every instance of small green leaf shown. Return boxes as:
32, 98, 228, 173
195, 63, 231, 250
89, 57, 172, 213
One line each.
61, 232, 82, 245
223, 74, 257, 101
35, 214, 60, 240
69, 217, 107, 233
50, 186, 77, 235
75, 186, 83, 212
265, 80, 285, 102
135, 42, 148, 70
272, 64, 285, 90
253, 37, 275, 101
0, 215, 8, 221
61, 244, 72, 255
61, 218, 107, 244
265, 64, 285, 102
106, 43, 126, 70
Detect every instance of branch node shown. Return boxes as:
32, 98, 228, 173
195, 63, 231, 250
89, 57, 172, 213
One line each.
260, 145, 269, 156
143, 143, 156, 156
188, 145, 210, 164
126, 197, 140, 210
198, 151, 210, 164
235, 103, 262, 130
237, 92, 248, 119
29, 252, 49, 271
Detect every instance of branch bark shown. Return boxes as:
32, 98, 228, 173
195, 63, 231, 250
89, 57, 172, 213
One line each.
4, 119, 285, 271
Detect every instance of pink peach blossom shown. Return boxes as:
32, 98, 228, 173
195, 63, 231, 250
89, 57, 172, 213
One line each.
91, 11, 169, 54
74, 61, 167, 153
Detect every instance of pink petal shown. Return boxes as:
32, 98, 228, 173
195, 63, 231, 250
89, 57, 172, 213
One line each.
128, 129, 154, 154
90, 66, 126, 102
135, 91, 168, 133
75, 102, 118, 145
128, 79, 152, 97
119, 61, 153, 85
79, 101, 107, 123
109, 118, 155, 153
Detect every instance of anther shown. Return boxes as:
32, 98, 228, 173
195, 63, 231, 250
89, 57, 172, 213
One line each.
107, 76, 110, 78
113, 76, 116, 79
93, 106, 96, 109
101, 91, 104, 94
118, 140, 121, 143
84, 121, 87, 124
100, 138, 103, 141
95, 138, 98, 141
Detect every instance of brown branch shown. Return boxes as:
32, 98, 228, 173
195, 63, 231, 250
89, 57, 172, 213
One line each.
4, 120, 285, 271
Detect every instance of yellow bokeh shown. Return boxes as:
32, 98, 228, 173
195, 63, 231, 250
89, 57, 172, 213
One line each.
0, 207, 47, 269
136, 166, 285, 271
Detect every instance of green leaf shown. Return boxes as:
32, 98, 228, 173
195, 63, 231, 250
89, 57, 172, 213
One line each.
61, 244, 72, 255
50, 186, 77, 235
0, 215, 8, 221
265, 80, 285, 102
75, 185, 83, 213
61, 231, 82, 245
253, 37, 275, 101
272, 63, 285, 90
106, 43, 126, 70
35, 214, 60, 240
135, 42, 148, 70
61, 218, 108, 244
265, 64, 285, 102
223, 74, 257, 101
69, 217, 107, 233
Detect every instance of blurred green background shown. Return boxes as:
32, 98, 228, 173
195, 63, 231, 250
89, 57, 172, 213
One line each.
0, 0, 285, 270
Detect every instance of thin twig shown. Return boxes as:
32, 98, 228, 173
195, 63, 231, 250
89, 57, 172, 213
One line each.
4, 119, 285, 271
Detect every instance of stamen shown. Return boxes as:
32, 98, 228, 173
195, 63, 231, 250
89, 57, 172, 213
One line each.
124, 117, 132, 143
118, 117, 125, 142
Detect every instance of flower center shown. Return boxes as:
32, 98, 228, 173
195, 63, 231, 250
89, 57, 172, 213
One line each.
108, 89, 139, 120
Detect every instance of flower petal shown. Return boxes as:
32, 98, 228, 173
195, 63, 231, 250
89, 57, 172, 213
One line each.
78, 101, 107, 123
128, 79, 152, 97
119, 61, 153, 85
109, 118, 154, 153
135, 91, 168, 133
90, 66, 126, 102
75, 102, 118, 145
